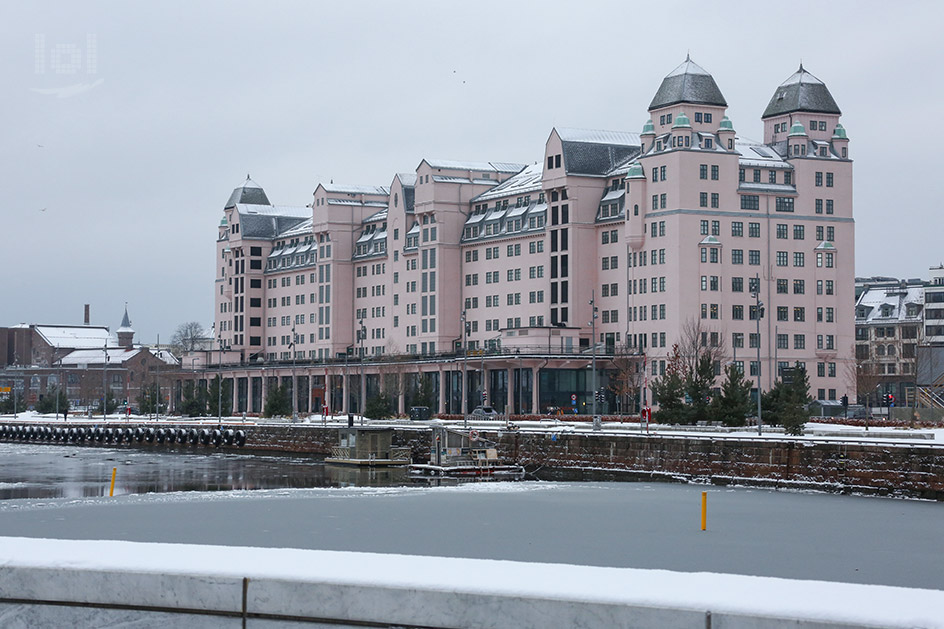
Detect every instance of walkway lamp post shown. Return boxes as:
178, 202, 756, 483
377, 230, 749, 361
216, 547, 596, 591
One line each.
516, 348, 522, 415
751, 274, 764, 436
589, 292, 600, 430
102, 341, 109, 420
290, 323, 298, 422
358, 320, 366, 423
217, 335, 229, 428
461, 309, 468, 426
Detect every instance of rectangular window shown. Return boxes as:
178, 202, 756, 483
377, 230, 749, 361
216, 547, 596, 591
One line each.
748, 250, 760, 265
711, 193, 719, 208
700, 192, 708, 208
749, 222, 760, 238
731, 277, 743, 292
711, 165, 719, 180
794, 252, 805, 267
826, 200, 834, 214
700, 164, 708, 179
776, 224, 788, 239
731, 221, 743, 237
731, 249, 743, 265
794, 307, 805, 322
793, 225, 805, 240
741, 195, 760, 210
775, 197, 794, 212
777, 279, 788, 294
776, 251, 788, 267
826, 172, 834, 187
815, 172, 823, 187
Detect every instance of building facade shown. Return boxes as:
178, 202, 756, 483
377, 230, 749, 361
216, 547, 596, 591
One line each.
207, 57, 855, 416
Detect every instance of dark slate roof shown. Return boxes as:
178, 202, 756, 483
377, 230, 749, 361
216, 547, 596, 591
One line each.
555, 128, 641, 177
762, 65, 841, 119
235, 204, 310, 239
649, 56, 727, 111
225, 177, 270, 208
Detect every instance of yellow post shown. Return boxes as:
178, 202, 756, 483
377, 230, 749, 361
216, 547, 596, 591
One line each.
109, 467, 117, 497
701, 491, 707, 531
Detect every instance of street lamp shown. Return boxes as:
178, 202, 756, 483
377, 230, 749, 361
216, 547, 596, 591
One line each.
589, 291, 600, 431
217, 334, 229, 428
358, 319, 366, 424
516, 348, 522, 415
290, 323, 298, 422
102, 340, 109, 420
751, 274, 764, 436
461, 309, 468, 426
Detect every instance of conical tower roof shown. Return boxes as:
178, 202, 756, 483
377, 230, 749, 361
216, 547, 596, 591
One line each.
648, 55, 727, 111
117, 304, 133, 333
224, 175, 270, 208
762, 64, 841, 119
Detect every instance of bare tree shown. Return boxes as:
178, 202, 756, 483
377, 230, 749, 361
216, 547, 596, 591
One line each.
170, 321, 206, 355
679, 318, 727, 380
845, 344, 882, 406
608, 343, 644, 415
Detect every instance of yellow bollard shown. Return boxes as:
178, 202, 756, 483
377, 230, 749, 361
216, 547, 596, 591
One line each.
701, 491, 707, 531
109, 467, 117, 497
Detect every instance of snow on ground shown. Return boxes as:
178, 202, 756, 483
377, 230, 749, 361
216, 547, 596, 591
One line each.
3, 410, 943, 445
1, 536, 942, 627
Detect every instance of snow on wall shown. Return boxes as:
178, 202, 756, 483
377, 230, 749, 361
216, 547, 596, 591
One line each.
0, 536, 941, 628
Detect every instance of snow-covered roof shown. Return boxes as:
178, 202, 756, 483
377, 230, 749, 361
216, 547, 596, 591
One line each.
855, 284, 925, 324
763, 64, 841, 119
554, 128, 641, 177
35, 326, 113, 350
321, 183, 390, 196
421, 159, 525, 173
473, 163, 542, 202
225, 177, 270, 208
556, 128, 641, 146
61, 348, 141, 366
236, 204, 310, 219
396, 173, 417, 187
649, 55, 727, 111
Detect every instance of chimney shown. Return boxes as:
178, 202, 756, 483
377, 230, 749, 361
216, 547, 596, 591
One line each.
84, 304, 90, 325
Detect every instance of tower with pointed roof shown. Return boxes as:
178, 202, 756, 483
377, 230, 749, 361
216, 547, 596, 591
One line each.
623, 56, 854, 403
116, 304, 134, 349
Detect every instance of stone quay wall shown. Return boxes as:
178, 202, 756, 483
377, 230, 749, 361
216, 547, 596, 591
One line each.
2, 420, 942, 499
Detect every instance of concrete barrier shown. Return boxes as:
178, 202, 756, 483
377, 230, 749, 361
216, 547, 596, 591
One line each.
0, 537, 940, 628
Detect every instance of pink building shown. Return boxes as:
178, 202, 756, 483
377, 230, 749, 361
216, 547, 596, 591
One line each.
210, 57, 853, 416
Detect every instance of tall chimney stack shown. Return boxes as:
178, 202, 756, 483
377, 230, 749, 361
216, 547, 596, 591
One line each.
84, 304, 90, 325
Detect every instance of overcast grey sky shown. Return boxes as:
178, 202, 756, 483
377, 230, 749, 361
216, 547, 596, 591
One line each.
2, 1, 942, 343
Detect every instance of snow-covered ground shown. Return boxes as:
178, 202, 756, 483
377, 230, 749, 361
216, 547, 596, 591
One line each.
4, 410, 942, 446
1, 535, 942, 628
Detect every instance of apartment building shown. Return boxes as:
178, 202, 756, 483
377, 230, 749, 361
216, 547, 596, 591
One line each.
209, 57, 854, 416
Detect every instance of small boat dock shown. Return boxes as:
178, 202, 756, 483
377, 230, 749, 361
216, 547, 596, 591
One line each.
409, 425, 524, 480
324, 427, 411, 466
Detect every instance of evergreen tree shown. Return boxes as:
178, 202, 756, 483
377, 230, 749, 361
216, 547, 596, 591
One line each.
35, 387, 70, 415
365, 392, 395, 420
650, 344, 687, 424
263, 385, 291, 418
137, 383, 163, 415
762, 362, 811, 435
709, 364, 753, 426
97, 391, 118, 415
685, 354, 715, 424
208, 376, 233, 417
0, 391, 25, 414
180, 381, 207, 417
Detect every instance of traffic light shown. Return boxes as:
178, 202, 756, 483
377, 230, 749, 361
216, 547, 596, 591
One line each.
841, 395, 848, 409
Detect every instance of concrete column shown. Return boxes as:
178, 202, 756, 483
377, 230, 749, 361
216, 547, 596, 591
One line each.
397, 372, 405, 416
342, 373, 349, 414
531, 366, 539, 414
438, 367, 446, 414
